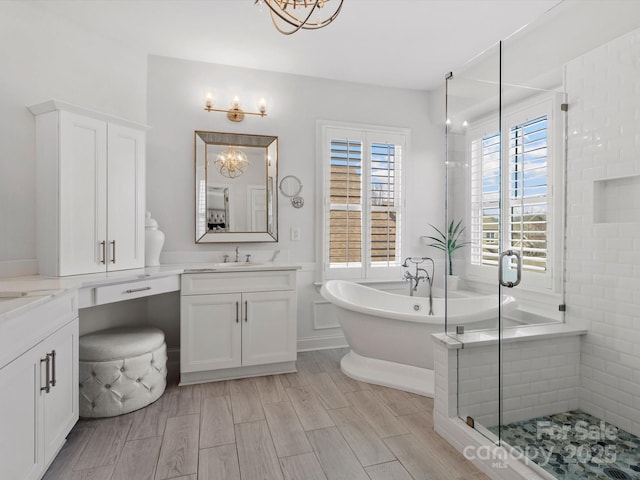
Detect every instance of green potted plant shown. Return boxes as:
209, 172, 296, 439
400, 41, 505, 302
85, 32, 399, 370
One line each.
423, 219, 470, 287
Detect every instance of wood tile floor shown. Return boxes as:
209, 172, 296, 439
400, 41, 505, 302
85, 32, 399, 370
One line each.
43, 349, 490, 480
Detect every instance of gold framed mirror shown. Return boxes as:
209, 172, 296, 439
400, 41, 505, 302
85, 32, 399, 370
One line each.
195, 131, 278, 243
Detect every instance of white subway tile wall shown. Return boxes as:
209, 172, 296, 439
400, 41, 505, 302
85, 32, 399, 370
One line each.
457, 336, 581, 427
432, 341, 458, 427
565, 26, 640, 438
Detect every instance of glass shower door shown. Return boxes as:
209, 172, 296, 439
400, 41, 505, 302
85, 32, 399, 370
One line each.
444, 41, 503, 442
494, 15, 575, 478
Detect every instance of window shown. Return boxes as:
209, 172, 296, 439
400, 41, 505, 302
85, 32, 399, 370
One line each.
468, 96, 560, 289
319, 124, 406, 280
508, 116, 549, 273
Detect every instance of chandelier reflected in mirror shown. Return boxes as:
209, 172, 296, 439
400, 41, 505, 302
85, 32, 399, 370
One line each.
256, 0, 344, 35
214, 146, 249, 179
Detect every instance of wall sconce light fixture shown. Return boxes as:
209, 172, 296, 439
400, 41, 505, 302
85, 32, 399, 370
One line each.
204, 94, 267, 122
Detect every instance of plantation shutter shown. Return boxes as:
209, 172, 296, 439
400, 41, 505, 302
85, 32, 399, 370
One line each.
469, 106, 551, 281
370, 142, 401, 266
508, 115, 548, 272
470, 131, 501, 267
329, 138, 363, 267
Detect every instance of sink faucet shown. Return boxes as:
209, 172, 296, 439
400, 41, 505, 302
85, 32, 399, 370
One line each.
235, 246, 240, 263
402, 257, 434, 315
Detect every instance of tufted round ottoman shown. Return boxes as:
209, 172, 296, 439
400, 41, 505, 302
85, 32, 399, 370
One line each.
79, 327, 167, 418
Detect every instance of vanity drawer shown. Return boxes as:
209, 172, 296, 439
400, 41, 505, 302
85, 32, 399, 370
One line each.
94, 275, 180, 305
182, 270, 296, 295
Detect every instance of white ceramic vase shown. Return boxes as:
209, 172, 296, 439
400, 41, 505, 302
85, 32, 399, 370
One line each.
145, 211, 165, 267
447, 275, 460, 290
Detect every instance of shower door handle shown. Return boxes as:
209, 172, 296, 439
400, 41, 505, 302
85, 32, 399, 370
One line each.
499, 250, 521, 288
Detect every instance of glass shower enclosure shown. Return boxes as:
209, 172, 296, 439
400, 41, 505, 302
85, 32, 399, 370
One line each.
444, 34, 574, 474
443, 2, 640, 479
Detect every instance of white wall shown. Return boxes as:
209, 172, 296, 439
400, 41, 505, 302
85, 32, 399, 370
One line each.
0, 4, 441, 351
146, 55, 438, 261
145, 55, 440, 349
565, 27, 640, 438
0, 2, 147, 277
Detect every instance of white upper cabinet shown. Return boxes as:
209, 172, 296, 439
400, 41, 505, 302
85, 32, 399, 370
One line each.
30, 100, 147, 276
57, 111, 108, 275
106, 122, 146, 271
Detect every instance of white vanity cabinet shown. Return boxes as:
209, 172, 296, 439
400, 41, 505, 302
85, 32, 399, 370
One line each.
29, 100, 147, 276
0, 292, 79, 480
180, 269, 297, 384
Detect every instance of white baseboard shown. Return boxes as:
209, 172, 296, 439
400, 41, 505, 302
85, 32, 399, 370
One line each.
297, 334, 348, 352
180, 361, 296, 384
0, 259, 38, 278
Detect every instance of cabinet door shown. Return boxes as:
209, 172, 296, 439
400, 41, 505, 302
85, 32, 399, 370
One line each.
181, 294, 242, 372
107, 123, 145, 271
242, 290, 296, 367
59, 111, 108, 275
42, 319, 79, 465
0, 348, 43, 480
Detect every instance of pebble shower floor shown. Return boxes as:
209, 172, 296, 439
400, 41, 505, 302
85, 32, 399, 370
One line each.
490, 411, 640, 479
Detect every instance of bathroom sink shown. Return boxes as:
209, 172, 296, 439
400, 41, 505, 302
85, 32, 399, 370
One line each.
212, 262, 263, 267
184, 263, 263, 273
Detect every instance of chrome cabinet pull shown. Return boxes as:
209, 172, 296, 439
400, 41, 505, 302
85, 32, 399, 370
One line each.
124, 286, 152, 294
50, 350, 56, 387
110, 240, 116, 264
244, 300, 248, 322
40, 355, 51, 393
499, 250, 522, 288
100, 241, 106, 264
236, 301, 240, 323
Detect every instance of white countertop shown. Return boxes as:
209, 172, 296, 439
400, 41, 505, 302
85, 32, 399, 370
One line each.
0, 290, 66, 319
0, 262, 301, 321
432, 322, 588, 349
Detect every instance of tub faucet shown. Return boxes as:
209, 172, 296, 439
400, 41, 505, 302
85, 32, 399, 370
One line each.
235, 246, 240, 263
402, 257, 434, 315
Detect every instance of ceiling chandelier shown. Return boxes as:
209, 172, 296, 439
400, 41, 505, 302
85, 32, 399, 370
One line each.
256, 0, 344, 35
214, 146, 249, 179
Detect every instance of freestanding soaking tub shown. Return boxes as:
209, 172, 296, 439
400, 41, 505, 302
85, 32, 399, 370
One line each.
320, 280, 516, 396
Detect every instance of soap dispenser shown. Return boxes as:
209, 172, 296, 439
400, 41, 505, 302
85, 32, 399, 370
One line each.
145, 211, 165, 266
